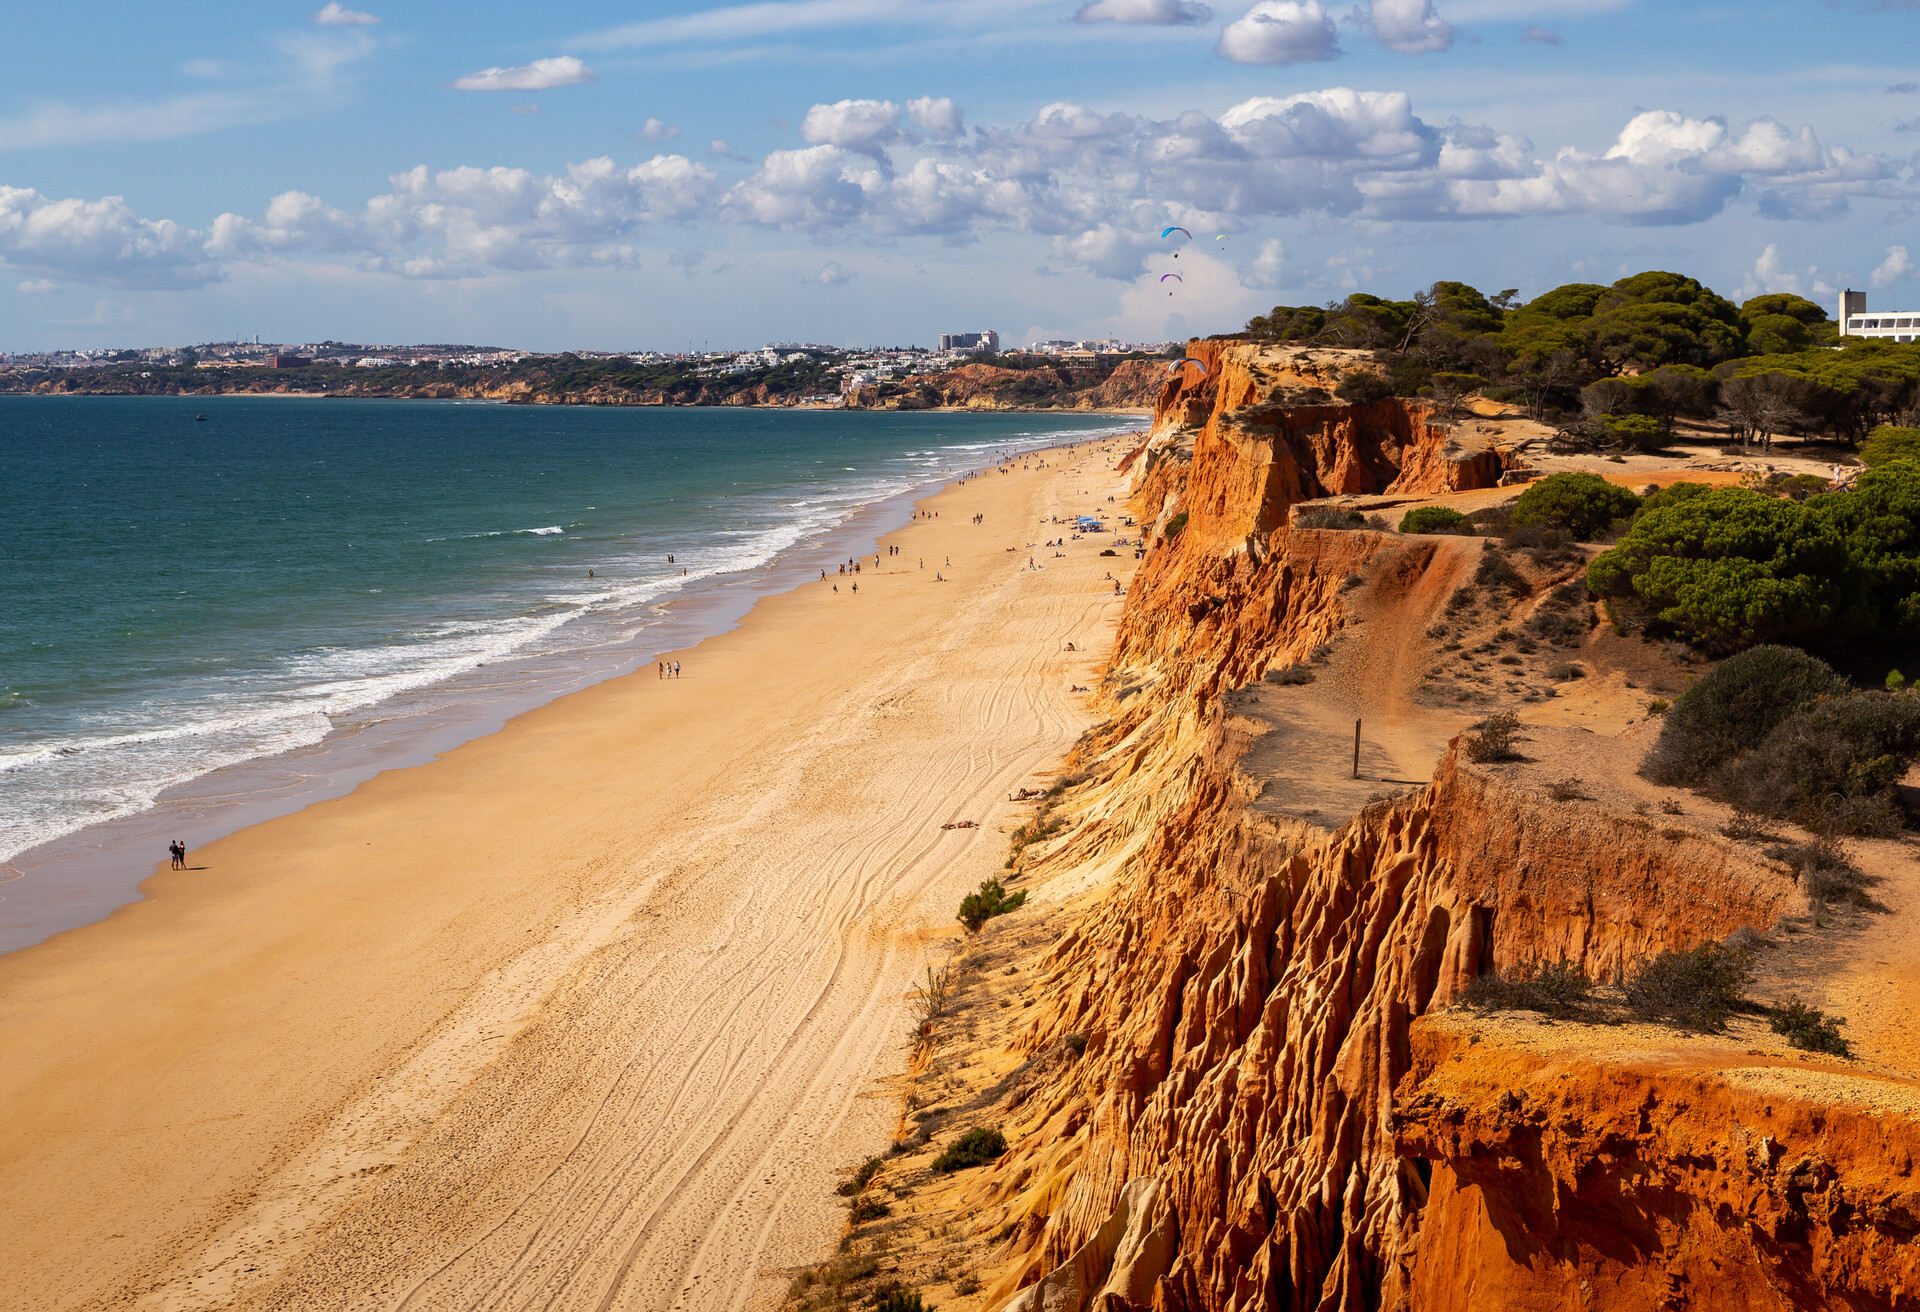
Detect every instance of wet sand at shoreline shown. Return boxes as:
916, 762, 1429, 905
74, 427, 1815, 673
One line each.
0, 444, 1138, 1312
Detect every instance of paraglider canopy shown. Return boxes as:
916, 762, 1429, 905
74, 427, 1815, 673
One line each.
1160, 273, 1183, 282
1160, 226, 1191, 239
1168, 356, 1209, 376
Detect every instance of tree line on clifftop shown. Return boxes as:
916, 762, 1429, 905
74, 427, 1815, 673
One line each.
1238, 271, 1920, 450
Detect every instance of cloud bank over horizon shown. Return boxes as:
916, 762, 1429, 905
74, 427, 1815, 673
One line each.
3, 1, 1918, 348
5, 91, 1905, 294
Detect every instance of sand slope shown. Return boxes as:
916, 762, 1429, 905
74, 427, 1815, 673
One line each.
0, 446, 1138, 1312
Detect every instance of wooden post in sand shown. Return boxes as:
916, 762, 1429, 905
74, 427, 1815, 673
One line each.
1352, 719, 1361, 780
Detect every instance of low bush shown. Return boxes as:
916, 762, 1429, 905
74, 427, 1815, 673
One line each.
848, 1198, 891, 1223
1861, 425, 1920, 468
1162, 511, 1188, 540
1770, 998, 1851, 1057
875, 1288, 927, 1312
1468, 503, 1515, 534
1547, 776, 1591, 801
1296, 506, 1366, 530
1459, 959, 1594, 1016
1464, 710, 1522, 762
1335, 371, 1394, 405
1511, 472, 1643, 541
1763, 835, 1877, 905
958, 878, 1027, 932
1473, 551, 1532, 597
1400, 505, 1473, 535
1711, 691, 1920, 835
1623, 941, 1753, 1032
932, 1128, 1007, 1172
1719, 811, 1773, 841
835, 1157, 886, 1196
1640, 646, 1849, 786
1546, 662, 1584, 681
1266, 663, 1315, 685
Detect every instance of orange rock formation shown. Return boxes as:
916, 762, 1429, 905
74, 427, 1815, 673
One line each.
934, 341, 1919, 1312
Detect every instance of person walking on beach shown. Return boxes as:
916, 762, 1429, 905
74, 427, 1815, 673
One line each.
167, 840, 182, 870
174, 840, 189, 869
673, 661, 681, 679
658, 661, 664, 679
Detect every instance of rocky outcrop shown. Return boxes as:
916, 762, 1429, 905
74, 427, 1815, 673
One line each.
928, 338, 1918, 1312
979, 734, 1788, 1312
1399, 1028, 1920, 1311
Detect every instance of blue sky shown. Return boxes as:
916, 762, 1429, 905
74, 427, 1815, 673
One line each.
3, 0, 1917, 351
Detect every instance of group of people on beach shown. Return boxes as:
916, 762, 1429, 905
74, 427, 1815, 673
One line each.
657, 661, 681, 679
167, 839, 189, 870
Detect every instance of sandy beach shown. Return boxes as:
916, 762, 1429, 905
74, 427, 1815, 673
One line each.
0, 443, 1138, 1312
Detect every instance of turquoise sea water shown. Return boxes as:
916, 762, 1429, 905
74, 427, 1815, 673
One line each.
0, 397, 1132, 868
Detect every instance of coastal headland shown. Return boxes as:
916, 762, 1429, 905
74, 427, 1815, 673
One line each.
0, 443, 1140, 1311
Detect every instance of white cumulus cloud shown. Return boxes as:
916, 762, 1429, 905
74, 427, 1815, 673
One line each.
638, 117, 681, 142
0, 186, 218, 288
907, 96, 964, 139
800, 99, 903, 156
813, 260, 853, 285
15, 278, 59, 294
1217, 1, 1340, 65
1367, 0, 1453, 53
312, 2, 379, 24
1872, 245, 1913, 288
450, 56, 596, 93
1074, 0, 1213, 23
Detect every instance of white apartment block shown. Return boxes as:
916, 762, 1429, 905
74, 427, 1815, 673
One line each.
1838, 289, 1919, 342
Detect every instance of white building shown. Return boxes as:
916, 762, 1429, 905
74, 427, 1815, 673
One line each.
939, 330, 999, 353
1838, 289, 1919, 342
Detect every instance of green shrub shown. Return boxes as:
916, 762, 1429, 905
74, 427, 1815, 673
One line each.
1635, 481, 1713, 516
1623, 941, 1753, 1032
849, 1197, 891, 1223
1809, 461, 1920, 636
1860, 426, 1920, 468
1640, 646, 1848, 786
875, 1289, 927, 1312
1460, 959, 1593, 1016
1770, 998, 1852, 1057
932, 1128, 1007, 1172
1714, 691, 1920, 834
1162, 511, 1188, 539
958, 878, 1026, 933
1399, 505, 1472, 535
1603, 413, 1665, 450
1589, 488, 1853, 648
1335, 372, 1394, 405
1890, 669, 1908, 691
1511, 472, 1643, 541
1266, 663, 1314, 685
835, 1157, 886, 1196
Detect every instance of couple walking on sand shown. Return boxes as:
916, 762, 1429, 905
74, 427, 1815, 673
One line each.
167, 839, 189, 870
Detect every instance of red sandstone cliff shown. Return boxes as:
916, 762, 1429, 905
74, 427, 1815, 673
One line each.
902, 341, 1920, 1312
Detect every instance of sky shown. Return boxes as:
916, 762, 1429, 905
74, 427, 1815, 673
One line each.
3, 0, 1917, 352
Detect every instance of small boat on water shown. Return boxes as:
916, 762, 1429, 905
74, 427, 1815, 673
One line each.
194, 414, 207, 421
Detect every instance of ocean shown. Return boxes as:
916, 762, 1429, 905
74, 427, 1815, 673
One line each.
0, 396, 1134, 946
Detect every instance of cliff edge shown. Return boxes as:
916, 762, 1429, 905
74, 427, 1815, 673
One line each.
788, 342, 1920, 1312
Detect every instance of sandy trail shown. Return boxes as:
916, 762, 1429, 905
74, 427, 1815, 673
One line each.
0, 445, 1139, 1312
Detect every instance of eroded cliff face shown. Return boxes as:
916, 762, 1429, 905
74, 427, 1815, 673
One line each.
912, 343, 1920, 1312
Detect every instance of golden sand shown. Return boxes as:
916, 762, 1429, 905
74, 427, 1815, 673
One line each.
0, 443, 1139, 1312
